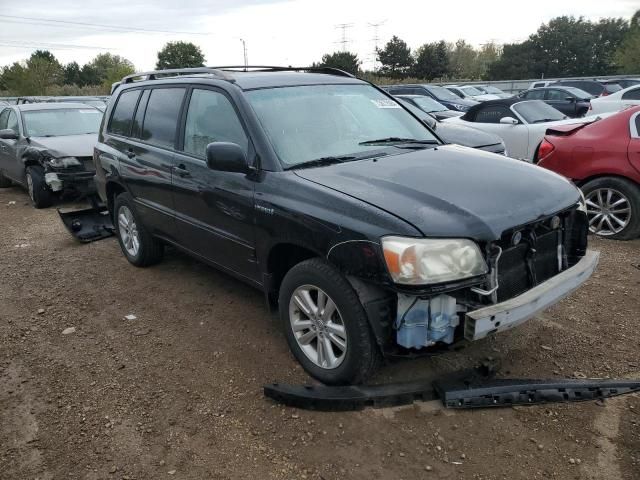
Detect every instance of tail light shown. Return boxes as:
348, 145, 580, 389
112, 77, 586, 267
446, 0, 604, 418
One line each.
536, 139, 555, 163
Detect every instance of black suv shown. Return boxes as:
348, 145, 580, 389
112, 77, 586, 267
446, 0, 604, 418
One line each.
95, 67, 598, 385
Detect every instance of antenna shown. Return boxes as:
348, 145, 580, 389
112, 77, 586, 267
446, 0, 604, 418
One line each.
334, 23, 354, 52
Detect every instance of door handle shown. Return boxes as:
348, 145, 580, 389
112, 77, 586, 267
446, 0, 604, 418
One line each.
126, 149, 135, 159
174, 164, 191, 178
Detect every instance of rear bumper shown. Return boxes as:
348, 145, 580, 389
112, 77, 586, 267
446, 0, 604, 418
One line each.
464, 250, 599, 341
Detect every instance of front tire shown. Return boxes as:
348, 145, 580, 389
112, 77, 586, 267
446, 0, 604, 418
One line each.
279, 258, 381, 385
25, 166, 53, 208
582, 177, 640, 240
114, 192, 163, 266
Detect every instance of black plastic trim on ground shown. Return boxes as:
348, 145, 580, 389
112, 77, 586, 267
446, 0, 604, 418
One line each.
58, 206, 114, 243
264, 376, 640, 411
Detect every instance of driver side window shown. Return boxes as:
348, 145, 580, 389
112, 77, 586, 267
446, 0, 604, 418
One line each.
475, 106, 511, 123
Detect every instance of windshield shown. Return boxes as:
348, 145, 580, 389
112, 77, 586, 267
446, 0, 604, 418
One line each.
424, 85, 462, 102
461, 86, 484, 96
411, 96, 447, 112
512, 101, 566, 124
605, 83, 622, 93
23, 108, 103, 137
247, 84, 438, 167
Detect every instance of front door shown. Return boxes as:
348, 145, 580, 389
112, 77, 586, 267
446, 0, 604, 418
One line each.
171, 87, 259, 283
545, 89, 574, 117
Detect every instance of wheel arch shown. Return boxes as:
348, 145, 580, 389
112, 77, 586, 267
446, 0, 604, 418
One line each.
575, 173, 640, 189
105, 180, 127, 217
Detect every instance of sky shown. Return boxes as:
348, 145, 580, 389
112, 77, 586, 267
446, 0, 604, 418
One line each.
0, 0, 638, 71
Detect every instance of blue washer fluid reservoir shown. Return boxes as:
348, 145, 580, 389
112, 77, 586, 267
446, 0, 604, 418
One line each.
396, 294, 458, 349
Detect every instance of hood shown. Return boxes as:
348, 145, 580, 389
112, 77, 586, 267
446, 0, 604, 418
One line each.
435, 122, 503, 148
30, 134, 97, 158
294, 145, 579, 241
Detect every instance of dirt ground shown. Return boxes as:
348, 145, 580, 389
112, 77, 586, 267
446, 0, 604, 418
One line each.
1, 185, 638, 480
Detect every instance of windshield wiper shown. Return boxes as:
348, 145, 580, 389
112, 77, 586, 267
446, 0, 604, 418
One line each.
287, 155, 357, 170
359, 137, 438, 146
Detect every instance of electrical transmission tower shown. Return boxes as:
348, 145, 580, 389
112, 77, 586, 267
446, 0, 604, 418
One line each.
368, 20, 386, 71
334, 23, 354, 51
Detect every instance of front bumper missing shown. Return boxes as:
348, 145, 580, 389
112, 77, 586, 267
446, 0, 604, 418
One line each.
44, 170, 96, 194
264, 375, 640, 411
464, 250, 600, 341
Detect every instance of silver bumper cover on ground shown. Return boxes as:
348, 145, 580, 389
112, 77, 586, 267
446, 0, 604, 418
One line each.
464, 250, 600, 341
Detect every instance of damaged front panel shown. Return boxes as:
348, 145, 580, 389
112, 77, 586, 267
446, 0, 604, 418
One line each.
23, 146, 96, 197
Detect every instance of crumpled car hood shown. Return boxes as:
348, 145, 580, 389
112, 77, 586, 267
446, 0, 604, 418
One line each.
294, 145, 580, 241
29, 134, 97, 158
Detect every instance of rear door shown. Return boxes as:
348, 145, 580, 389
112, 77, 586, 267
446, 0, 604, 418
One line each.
171, 87, 259, 283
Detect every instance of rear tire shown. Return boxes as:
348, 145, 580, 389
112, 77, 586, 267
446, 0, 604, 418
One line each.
0, 171, 11, 188
581, 177, 640, 240
114, 192, 164, 266
25, 166, 53, 208
279, 258, 381, 385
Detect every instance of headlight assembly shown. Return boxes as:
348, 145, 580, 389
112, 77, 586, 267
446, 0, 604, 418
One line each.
48, 156, 81, 168
452, 104, 469, 112
382, 236, 488, 285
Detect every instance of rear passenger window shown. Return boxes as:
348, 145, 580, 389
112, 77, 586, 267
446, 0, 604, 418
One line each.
622, 88, 640, 101
131, 90, 150, 139
547, 89, 568, 100
7, 110, 19, 132
474, 106, 511, 123
140, 88, 185, 148
0, 109, 10, 130
108, 89, 141, 136
524, 89, 545, 100
183, 89, 248, 158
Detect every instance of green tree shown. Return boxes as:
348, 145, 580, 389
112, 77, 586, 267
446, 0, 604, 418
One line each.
314, 51, 361, 75
476, 42, 502, 80
615, 10, 640, 73
1, 50, 63, 95
448, 40, 478, 79
487, 15, 629, 79
63, 61, 82, 85
377, 36, 413, 78
85, 53, 135, 89
156, 41, 205, 69
413, 41, 449, 80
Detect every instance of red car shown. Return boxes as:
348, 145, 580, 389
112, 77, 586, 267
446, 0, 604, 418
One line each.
536, 106, 640, 240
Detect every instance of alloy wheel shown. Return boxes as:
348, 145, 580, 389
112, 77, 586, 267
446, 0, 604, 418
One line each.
289, 285, 348, 369
585, 188, 631, 236
117, 206, 140, 257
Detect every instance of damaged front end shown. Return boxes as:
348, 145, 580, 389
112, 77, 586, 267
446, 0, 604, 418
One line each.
23, 147, 96, 198
381, 206, 597, 355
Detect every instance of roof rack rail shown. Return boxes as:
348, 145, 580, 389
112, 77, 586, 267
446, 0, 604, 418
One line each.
211, 65, 355, 78
120, 67, 235, 84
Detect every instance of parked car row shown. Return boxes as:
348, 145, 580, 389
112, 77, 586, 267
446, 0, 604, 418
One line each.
0, 67, 634, 387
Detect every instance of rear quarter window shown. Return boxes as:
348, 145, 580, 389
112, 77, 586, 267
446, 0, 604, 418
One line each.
140, 88, 186, 149
108, 89, 141, 136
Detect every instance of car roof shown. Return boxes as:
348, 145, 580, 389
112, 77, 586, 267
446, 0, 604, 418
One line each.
13, 102, 101, 111
118, 69, 366, 92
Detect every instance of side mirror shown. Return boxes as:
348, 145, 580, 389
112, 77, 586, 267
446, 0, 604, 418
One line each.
205, 142, 249, 173
423, 114, 437, 130
0, 129, 18, 140
499, 116, 519, 125
565, 97, 575, 102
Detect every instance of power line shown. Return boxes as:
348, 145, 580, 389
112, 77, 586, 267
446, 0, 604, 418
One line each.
0, 14, 208, 35
0, 40, 113, 51
334, 23, 353, 52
